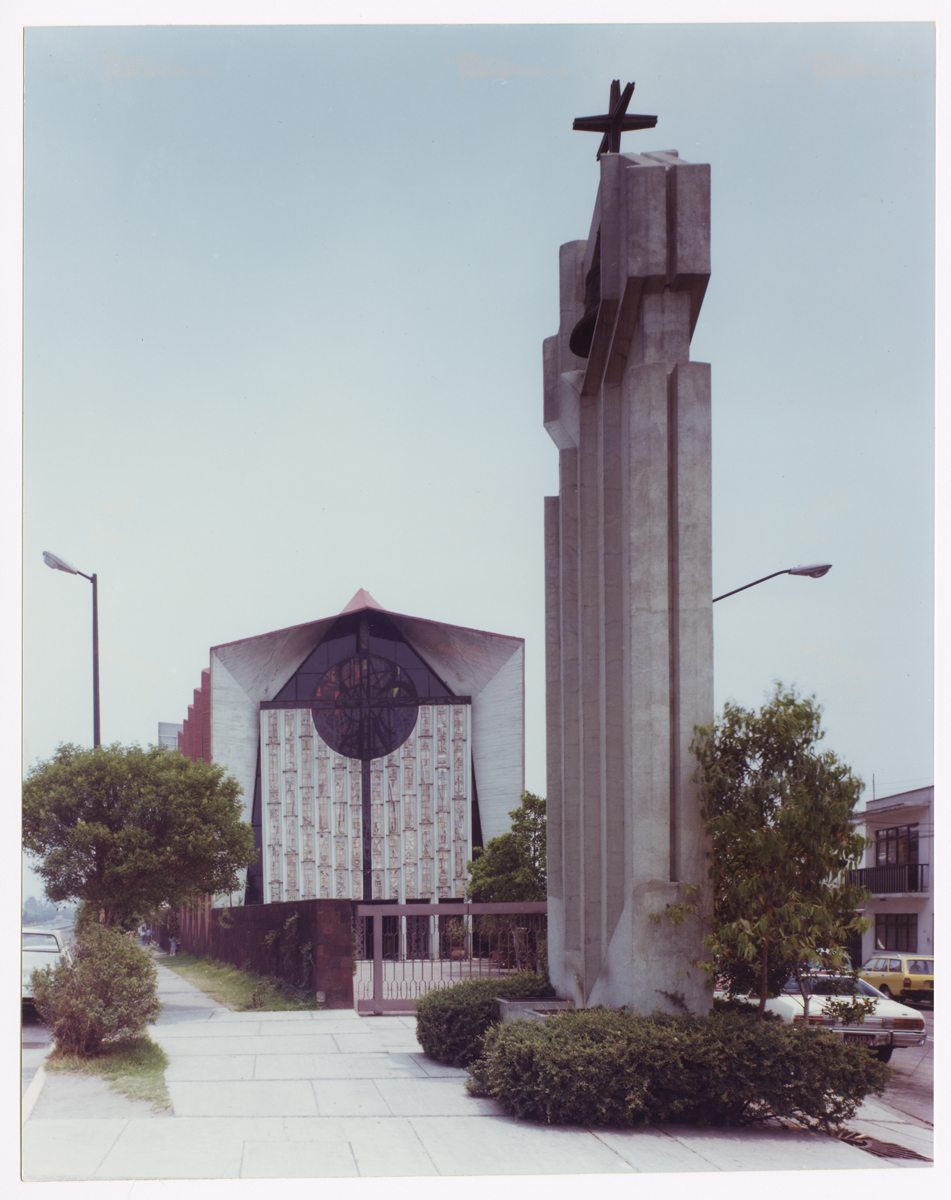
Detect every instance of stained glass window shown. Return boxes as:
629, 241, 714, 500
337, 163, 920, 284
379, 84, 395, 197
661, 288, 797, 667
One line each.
312, 653, 419, 761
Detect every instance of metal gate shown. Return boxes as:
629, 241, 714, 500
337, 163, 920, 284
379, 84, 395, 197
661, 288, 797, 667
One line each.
353, 901, 547, 1014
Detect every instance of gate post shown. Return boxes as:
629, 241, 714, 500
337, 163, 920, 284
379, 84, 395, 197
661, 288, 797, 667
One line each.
372, 908, 384, 1015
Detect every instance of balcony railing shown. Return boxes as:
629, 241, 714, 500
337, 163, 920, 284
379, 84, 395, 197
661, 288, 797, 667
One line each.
847, 864, 929, 894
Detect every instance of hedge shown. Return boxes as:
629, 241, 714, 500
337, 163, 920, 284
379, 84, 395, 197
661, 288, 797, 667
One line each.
466, 1007, 891, 1132
414, 972, 554, 1067
31, 925, 162, 1056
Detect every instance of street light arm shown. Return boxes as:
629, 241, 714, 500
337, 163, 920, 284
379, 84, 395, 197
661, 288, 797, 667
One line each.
712, 570, 791, 603
42, 551, 100, 748
712, 563, 832, 604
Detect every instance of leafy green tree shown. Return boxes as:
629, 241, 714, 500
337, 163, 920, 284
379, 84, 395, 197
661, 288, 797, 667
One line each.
22, 895, 58, 925
23, 743, 257, 929
466, 792, 546, 902
663, 686, 870, 1019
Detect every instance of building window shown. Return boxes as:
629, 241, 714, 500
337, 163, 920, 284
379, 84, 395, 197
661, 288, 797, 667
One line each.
875, 913, 918, 952
875, 824, 918, 867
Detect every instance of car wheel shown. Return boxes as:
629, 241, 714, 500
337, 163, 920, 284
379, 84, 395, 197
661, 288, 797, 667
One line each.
875, 1047, 893, 1064
878, 985, 891, 998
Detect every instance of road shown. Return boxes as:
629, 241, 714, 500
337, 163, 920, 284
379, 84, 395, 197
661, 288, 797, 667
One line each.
21, 1004, 53, 1097
21, 919, 75, 1097
876, 1006, 933, 1126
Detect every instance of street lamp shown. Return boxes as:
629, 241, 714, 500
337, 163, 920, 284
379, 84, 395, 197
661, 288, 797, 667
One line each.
42, 551, 100, 748
712, 563, 832, 604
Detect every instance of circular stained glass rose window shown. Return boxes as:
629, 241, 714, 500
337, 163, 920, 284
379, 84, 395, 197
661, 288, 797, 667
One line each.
311, 654, 418, 762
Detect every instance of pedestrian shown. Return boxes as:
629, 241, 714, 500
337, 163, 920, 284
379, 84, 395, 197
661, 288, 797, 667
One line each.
169, 934, 178, 956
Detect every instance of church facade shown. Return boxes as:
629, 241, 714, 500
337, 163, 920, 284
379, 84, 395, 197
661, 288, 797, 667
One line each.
173, 591, 524, 906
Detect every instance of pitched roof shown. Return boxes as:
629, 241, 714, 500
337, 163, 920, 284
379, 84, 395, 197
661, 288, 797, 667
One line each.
340, 588, 384, 613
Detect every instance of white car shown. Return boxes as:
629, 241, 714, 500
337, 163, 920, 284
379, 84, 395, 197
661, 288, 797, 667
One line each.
716, 973, 926, 1063
22, 926, 71, 1002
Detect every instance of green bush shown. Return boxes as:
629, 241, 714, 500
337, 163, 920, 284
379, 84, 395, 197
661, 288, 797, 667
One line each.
466, 1007, 891, 1132
415, 971, 555, 1067
31, 925, 162, 1055
711, 995, 781, 1019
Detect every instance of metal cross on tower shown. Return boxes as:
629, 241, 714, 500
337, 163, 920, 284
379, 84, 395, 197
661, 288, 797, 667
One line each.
572, 79, 657, 160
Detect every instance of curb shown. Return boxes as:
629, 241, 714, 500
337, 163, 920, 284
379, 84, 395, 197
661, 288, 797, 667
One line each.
21, 1062, 48, 1123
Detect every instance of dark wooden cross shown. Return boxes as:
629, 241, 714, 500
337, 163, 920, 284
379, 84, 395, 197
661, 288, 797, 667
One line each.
573, 79, 657, 160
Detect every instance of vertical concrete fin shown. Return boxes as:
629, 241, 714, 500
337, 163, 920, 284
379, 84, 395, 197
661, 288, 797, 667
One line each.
600, 382, 626, 943
558, 447, 581, 962
544, 495, 564, 903
667, 368, 681, 883
579, 388, 603, 999
671, 361, 714, 890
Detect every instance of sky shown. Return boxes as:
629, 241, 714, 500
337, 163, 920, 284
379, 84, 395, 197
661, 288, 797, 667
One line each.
11, 12, 936, 902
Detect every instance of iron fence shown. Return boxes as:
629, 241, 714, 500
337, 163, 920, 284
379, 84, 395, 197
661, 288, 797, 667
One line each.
353, 901, 548, 1013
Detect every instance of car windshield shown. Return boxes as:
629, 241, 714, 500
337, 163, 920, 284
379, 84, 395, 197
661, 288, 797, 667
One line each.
782, 976, 879, 998
22, 933, 60, 952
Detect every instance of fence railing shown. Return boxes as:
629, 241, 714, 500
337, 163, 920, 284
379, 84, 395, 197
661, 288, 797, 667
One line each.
353, 901, 547, 1014
847, 864, 929, 894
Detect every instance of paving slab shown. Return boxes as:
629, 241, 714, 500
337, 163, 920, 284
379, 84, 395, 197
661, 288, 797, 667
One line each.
331, 1031, 418, 1054
282, 1116, 440, 1176
254, 1051, 429, 1080
244, 1017, 360, 1036
27, 1070, 170, 1120
164, 1053, 257, 1082
374, 1076, 504, 1118
240, 1136, 360, 1178
590, 1127, 722, 1173
311, 1078, 394, 1117
152, 1021, 264, 1039
152, 1032, 341, 1055
94, 1119, 247, 1179
408, 1115, 636, 1175
410, 1054, 469, 1078
23, 1118, 136, 1181
167, 1078, 320, 1117
633, 1125, 887, 1172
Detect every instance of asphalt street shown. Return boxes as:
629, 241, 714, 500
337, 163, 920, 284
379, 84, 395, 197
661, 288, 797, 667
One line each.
876, 1007, 934, 1126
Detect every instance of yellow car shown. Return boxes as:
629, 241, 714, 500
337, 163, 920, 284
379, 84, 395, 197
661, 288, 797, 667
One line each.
859, 955, 934, 1006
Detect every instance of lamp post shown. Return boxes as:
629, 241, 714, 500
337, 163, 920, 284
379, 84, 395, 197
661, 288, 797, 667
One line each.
42, 551, 100, 748
712, 563, 832, 604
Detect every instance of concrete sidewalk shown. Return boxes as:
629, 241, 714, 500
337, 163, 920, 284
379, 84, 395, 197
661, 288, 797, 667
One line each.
21, 960, 933, 1180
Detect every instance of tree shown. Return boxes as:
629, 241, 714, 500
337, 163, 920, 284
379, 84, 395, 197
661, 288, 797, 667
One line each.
22, 895, 58, 925
23, 743, 257, 929
663, 685, 870, 1019
466, 792, 546, 903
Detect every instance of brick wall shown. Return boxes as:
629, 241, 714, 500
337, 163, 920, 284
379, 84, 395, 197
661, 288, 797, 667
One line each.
176, 898, 353, 1008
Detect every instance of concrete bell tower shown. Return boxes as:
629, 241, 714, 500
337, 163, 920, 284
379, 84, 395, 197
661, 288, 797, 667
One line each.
544, 147, 714, 1013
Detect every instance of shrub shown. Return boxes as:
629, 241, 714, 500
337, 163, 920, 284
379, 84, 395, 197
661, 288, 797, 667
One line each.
711, 995, 781, 1019
31, 924, 162, 1055
415, 971, 554, 1067
466, 1007, 891, 1132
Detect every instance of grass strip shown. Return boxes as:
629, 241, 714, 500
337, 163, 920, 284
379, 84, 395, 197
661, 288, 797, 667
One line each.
45, 1035, 171, 1112
159, 951, 320, 1011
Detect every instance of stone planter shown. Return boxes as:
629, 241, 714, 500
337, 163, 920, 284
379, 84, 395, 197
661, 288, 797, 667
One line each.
496, 997, 573, 1025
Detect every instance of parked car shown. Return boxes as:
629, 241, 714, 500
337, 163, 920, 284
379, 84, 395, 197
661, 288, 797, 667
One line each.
859, 955, 934, 1006
22, 926, 71, 1002
714, 972, 926, 1063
